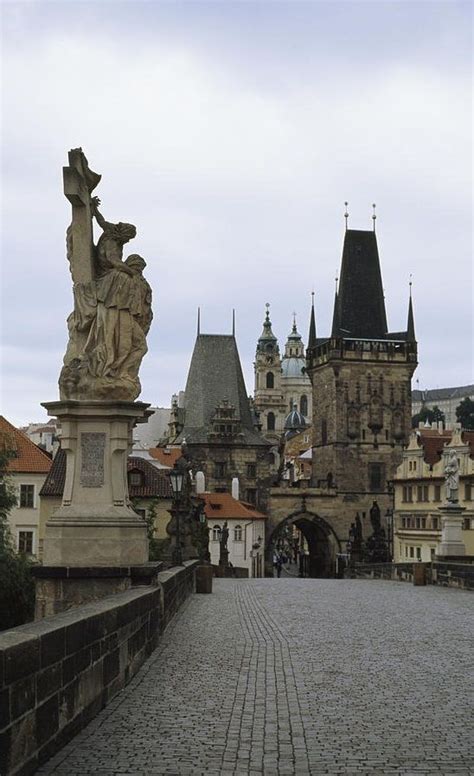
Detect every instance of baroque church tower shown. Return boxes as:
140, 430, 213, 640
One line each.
306, 226, 417, 507
254, 304, 286, 444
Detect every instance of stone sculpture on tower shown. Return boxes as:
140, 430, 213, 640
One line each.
36, 149, 154, 616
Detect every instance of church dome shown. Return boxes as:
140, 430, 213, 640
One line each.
281, 357, 306, 378
284, 403, 309, 438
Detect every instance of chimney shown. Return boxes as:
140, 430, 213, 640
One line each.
232, 477, 239, 500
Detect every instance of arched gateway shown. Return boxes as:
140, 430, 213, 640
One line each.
267, 510, 342, 578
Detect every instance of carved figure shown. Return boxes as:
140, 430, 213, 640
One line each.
445, 450, 459, 503
59, 149, 153, 401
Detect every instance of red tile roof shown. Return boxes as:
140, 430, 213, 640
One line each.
148, 447, 182, 468
198, 492, 266, 520
40, 450, 172, 499
415, 429, 474, 465
0, 416, 52, 474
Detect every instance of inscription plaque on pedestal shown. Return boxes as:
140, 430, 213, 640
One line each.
80, 432, 105, 487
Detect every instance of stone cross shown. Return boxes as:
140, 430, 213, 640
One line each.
63, 148, 101, 284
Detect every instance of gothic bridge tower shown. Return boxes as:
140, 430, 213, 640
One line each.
306, 226, 418, 511
267, 222, 417, 577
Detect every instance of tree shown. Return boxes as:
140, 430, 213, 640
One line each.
411, 405, 445, 428
0, 449, 36, 631
456, 397, 474, 430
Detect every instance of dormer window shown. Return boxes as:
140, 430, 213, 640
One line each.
128, 470, 143, 487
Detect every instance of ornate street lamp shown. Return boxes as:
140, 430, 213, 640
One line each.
168, 465, 185, 565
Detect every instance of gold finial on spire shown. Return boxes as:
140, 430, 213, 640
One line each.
372, 203, 377, 232
344, 201, 349, 231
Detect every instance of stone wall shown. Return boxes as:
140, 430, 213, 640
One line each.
350, 560, 474, 590
0, 561, 198, 776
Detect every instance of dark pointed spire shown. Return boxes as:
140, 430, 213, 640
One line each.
232, 308, 235, 336
256, 302, 278, 354
337, 229, 388, 338
406, 278, 416, 342
331, 278, 341, 337
308, 291, 316, 349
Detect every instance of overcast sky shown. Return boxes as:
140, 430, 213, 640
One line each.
1, 0, 472, 428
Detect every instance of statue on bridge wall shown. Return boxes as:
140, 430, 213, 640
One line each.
59, 148, 153, 402
444, 450, 459, 503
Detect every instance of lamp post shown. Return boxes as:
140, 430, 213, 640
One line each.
385, 508, 393, 561
168, 465, 185, 565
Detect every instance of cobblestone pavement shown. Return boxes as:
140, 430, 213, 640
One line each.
39, 579, 474, 776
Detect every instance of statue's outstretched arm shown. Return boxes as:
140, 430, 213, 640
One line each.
91, 196, 107, 230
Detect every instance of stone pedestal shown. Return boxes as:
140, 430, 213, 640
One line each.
436, 503, 466, 558
37, 400, 153, 615
195, 564, 213, 594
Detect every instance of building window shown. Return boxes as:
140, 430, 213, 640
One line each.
421, 517, 426, 529
409, 546, 414, 558
465, 482, 472, 501
267, 412, 275, 431
321, 419, 327, 446
19, 484, 34, 508
368, 463, 384, 492
432, 516, 439, 530
266, 372, 274, 389
402, 486, 413, 503
300, 395, 308, 417
434, 485, 441, 502
215, 462, 226, 478
212, 525, 221, 541
416, 547, 421, 560
18, 531, 34, 555
246, 489, 257, 505
234, 525, 243, 541
417, 485, 429, 503
462, 518, 470, 530
247, 463, 256, 478
128, 471, 143, 487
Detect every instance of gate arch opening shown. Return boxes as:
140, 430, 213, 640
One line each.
267, 511, 341, 578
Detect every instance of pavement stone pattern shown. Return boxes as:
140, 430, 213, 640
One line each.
38, 579, 474, 776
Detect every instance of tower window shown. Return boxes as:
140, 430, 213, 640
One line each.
368, 462, 384, 492
266, 372, 274, 389
321, 419, 328, 446
267, 412, 275, 431
300, 395, 308, 417
215, 462, 227, 478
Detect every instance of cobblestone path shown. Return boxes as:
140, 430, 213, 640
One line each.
38, 579, 474, 776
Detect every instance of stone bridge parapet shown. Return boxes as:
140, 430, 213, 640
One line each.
0, 560, 198, 776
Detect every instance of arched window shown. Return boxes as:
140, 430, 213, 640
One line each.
234, 525, 243, 541
267, 412, 275, 431
212, 525, 221, 542
128, 469, 143, 488
300, 395, 308, 416
266, 372, 274, 389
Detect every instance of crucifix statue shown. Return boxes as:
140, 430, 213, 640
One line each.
59, 148, 153, 402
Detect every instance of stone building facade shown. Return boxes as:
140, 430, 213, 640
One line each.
393, 426, 474, 561
266, 226, 418, 576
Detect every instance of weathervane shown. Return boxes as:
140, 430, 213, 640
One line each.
372, 203, 377, 232
344, 201, 349, 231
409, 273, 413, 296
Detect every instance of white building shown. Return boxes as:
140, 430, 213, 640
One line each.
411, 385, 474, 427
199, 492, 266, 578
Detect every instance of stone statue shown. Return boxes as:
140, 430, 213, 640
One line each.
59, 148, 152, 401
219, 521, 230, 567
445, 450, 459, 503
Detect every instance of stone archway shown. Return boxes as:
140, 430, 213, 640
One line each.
266, 511, 342, 578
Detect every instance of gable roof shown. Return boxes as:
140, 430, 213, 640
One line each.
0, 416, 52, 474
412, 428, 474, 466
40, 449, 172, 498
412, 385, 474, 403
198, 492, 266, 520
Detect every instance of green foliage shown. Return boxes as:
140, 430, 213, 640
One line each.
131, 498, 163, 561
456, 397, 474, 430
411, 405, 445, 428
0, 448, 35, 631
